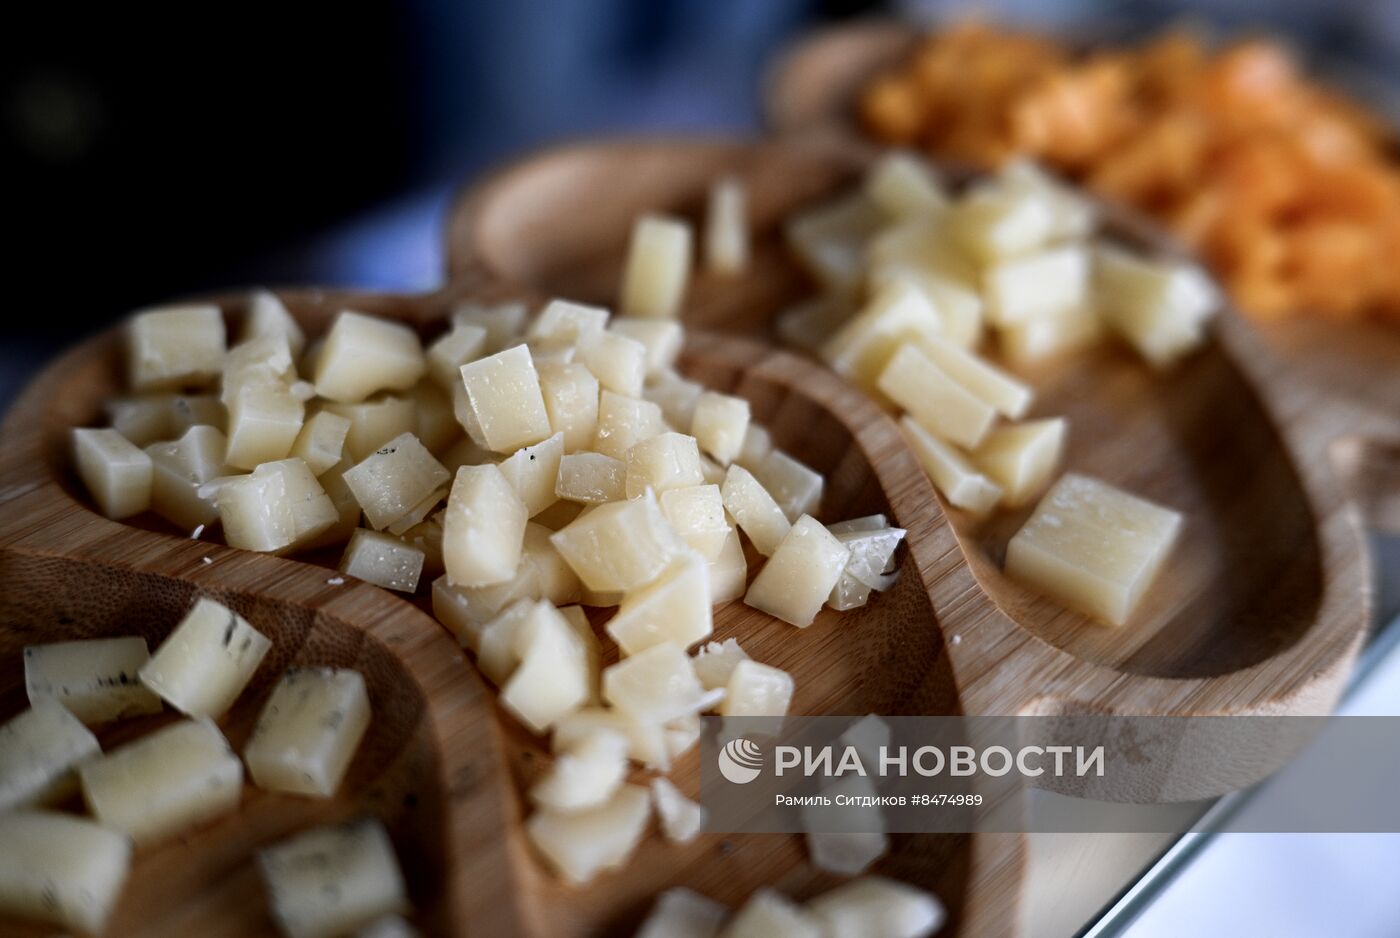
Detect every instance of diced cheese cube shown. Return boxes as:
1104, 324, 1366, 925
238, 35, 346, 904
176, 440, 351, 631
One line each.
245, 289, 307, 355
244, 667, 371, 797
497, 431, 565, 517
144, 424, 229, 529
625, 431, 706, 497
726, 888, 824, 938
865, 215, 979, 289
556, 451, 627, 504
354, 915, 420, 938
292, 411, 352, 476
973, 418, 1067, 508
128, 304, 227, 391
720, 660, 795, 717
807, 830, 889, 878
692, 638, 750, 691
427, 322, 488, 391
900, 416, 1003, 516
576, 329, 648, 398
79, 718, 242, 843
0, 811, 133, 935
708, 528, 748, 603
870, 266, 985, 350
1000, 159, 1097, 242
168, 393, 228, 435
605, 552, 713, 655
314, 311, 426, 403
806, 876, 946, 938
527, 299, 610, 349
257, 458, 341, 549
603, 642, 710, 724
343, 432, 451, 531
745, 514, 848, 627
550, 490, 681, 592
1005, 473, 1183, 625
697, 173, 748, 275
73, 427, 153, 519
221, 334, 296, 405
690, 391, 751, 466
538, 361, 601, 452
621, 214, 693, 319
983, 245, 1090, 325
786, 193, 885, 294
907, 332, 1033, 419
442, 464, 528, 587
225, 382, 305, 470
659, 484, 730, 560
736, 423, 773, 469
1095, 245, 1218, 368
475, 599, 537, 685
721, 464, 790, 556
321, 395, 418, 463
751, 450, 824, 522
24, 637, 161, 725
636, 888, 728, 938
459, 345, 552, 454
865, 151, 947, 219
643, 370, 704, 430
0, 699, 100, 812
105, 393, 175, 446
451, 301, 527, 353
500, 602, 592, 733
552, 707, 670, 771
530, 727, 629, 813
651, 776, 705, 844
952, 183, 1055, 262
610, 318, 683, 376
998, 303, 1104, 365
821, 279, 943, 390
139, 597, 272, 717
208, 469, 297, 552
340, 529, 426, 593
259, 818, 409, 938
410, 381, 459, 455
526, 783, 651, 885
878, 343, 996, 450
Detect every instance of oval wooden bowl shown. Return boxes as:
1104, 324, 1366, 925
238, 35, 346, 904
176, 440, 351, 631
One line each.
764, 19, 1400, 535
0, 280, 1014, 933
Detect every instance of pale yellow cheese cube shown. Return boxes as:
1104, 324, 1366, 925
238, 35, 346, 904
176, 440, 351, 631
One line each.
552, 707, 670, 771
659, 484, 729, 560
1001, 159, 1097, 242
556, 451, 626, 504
24, 637, 161, 725
736, 423, 773, 469
105, 393, 176, 446
314, 311, 426, 403
907, 331, 1033, 419
292, 410, 352, 476
605, 552, 713, 655
751, 449, 824, 522
1094, 245, 1218, 368
998, 303, 1104, 365
530, 727, 630, 813
973, 418, 1067, 508
602, 642, 710, 723
145, 425, 227, 530
140, 597, 272, 717
526, 783, 650, 886
720, 660, 795, 717
538, 361, 601, 452
576, 329, 648, 398
343, 432, 451, 531
475, 599, 537, 685
259, 818, 409, 938
258, 458, 342, 549
726, 888, 823, 938
721, 464, 790, 556
593, 390, 665, 460
642, 370, 703, 430
500, 601, 593, 733
776, 294, 853, 354
451, 300, 527, 352
169, 392, 228, 433
459, 344, 552, 453
621, 214, 693, 319
692, 638, 750, 691
865, 215, 979, 289
244, 667, 371, 797
127, 304, 227, 391
355, 915, 420, 938
320, 394, 418, 462
208, 469, 297, 552
869, 265, 985, 350
226, 382, 305, 470
983, 245, 1090, 325
450, 381, 490, 448
705, 175, 749, 274
1005, 473, 1183, 625
442, 464, 528, 587
80, 718, 242, 843
609, 318, 683, 376
0, 699, 100, 812
221, 333, 296, 405
527, 299, 609, 349
340, 529, 426, 593
0, 811, 133, 935
865, 151, 947, 219
550, 490, 681, 593
900, 416, 1002, 515
651, 776, 705, 845
624, 431, 705, 498
786, 193, 885, 294
426, 322, 488, 391
636, 889, 728, 938
411, 381, 459, 455
821, 279, 942, 390
73, 427, 153, 519
878, 343, 995, 450
952, 183, 1055, 262
690, 391, 751, 466
498, 431, 565, 517
744, 515, 849, 627
807, 876, 945, 938
399, 515, 445, 581
245, 289, 307, 355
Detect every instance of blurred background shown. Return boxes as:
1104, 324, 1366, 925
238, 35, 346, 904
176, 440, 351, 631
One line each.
6, 2, 1400, 935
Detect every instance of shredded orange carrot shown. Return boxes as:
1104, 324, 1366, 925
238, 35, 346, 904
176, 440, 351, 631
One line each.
859, 23, 1400, 325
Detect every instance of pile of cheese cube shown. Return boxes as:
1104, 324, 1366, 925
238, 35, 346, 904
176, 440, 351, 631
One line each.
636, 880, 945, 938
779, 153, 1220, 518
0, 596, 416, 937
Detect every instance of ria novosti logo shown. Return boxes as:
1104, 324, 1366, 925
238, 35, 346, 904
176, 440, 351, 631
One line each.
717, 737, 764, 784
